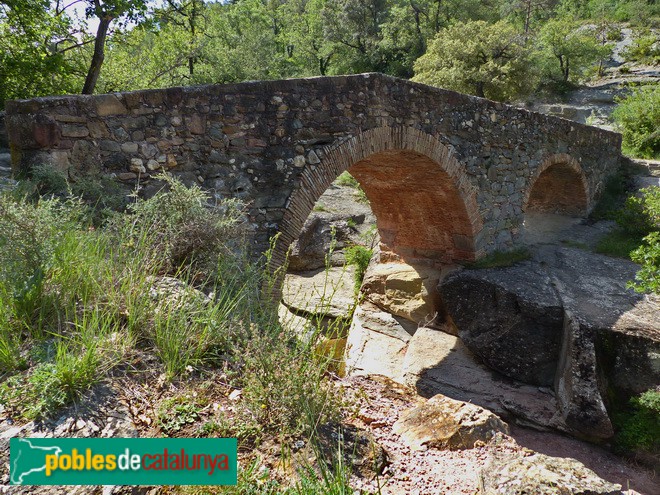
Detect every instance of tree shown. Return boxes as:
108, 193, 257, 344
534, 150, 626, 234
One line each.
81, 0, 147, 94
412, 20, 533, 101
280, 0, 334, 75
536, 17, 610, 85
0, 1, 84, 104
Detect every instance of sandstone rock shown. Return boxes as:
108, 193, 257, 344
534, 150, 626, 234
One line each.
440, 261, 564, 387
362, 261, 446, 326
479, 449, 623, 495
344, 301, 414, 377
393, 393, 509, 450
147, 275, 210, 313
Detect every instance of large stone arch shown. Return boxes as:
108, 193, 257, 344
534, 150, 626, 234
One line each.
524, 153, 590, 216
269, 126, 483, 293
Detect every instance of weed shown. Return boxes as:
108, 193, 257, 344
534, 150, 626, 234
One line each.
313, 203, 330, 212
334, 172, 360, 189
158, 396, 203, 435
344, 245, 372, 294
560, 239, 589, 250
589, 170, 631, 221
595, 229, 644, 258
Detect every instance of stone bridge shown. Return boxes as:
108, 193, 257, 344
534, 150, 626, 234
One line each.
5, 73, 622, 273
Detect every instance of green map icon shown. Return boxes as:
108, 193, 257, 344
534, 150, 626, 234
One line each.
10, 438, 63, 484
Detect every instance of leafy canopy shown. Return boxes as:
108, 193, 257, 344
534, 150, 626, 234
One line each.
413, 20, 534, 101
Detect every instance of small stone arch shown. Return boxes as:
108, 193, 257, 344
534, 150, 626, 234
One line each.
524, 153, 590, 216
268, 126, 483, 296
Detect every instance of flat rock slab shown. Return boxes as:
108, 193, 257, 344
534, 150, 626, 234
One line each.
282, 265, 356, 319
480, 450, 623, 495
393, 394, 509, 451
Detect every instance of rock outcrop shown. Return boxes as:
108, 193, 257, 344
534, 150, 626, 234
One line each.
360, 261, 449, 326
393, 394, 509, 451
287, 182, 376, 272
440, 246, 660, 440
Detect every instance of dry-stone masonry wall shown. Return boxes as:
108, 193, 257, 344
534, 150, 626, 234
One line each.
5, 73, 623, 270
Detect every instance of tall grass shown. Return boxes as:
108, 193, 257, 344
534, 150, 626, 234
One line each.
0, 172, 358, 491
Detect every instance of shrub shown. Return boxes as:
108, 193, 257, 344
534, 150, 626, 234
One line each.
612, 85, 660, 160
112, 173, 246, 279
627, 187, 660, 294
621, 31, 660, 64
614, 388, 660, 453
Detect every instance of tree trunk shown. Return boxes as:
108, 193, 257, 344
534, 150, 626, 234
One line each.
82, 15, 112, 95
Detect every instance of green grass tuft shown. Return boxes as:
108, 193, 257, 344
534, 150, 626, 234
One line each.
468, 248, 531, 269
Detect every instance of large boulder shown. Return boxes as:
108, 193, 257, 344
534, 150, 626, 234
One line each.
440, 261, 563, 386
479, 449, 622, 495
393, 393, 509, 450
288, 183, 376, 272
439, 246, 660, 441
288, 215, 354, 271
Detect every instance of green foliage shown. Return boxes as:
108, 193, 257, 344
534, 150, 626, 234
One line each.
2, 331, 111, 420
628, 186, 660, 294
594, 186, 658, 263
614, 389, 660, 453
536, 17, 611, 87
630, 232, 660, 294
413, 20, 534, 101
612, 85, 660, 160
589, 170, 630, 221
595, 186, 660, 294
0, 1, 82, 104
595, 229, 645, 258
344, 245, 372, 293
113, 173, 246, 277
468, 248, 531, 269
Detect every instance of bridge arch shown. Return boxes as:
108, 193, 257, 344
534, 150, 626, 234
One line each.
524, 153, 590, 216
270, 126, 484, 287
